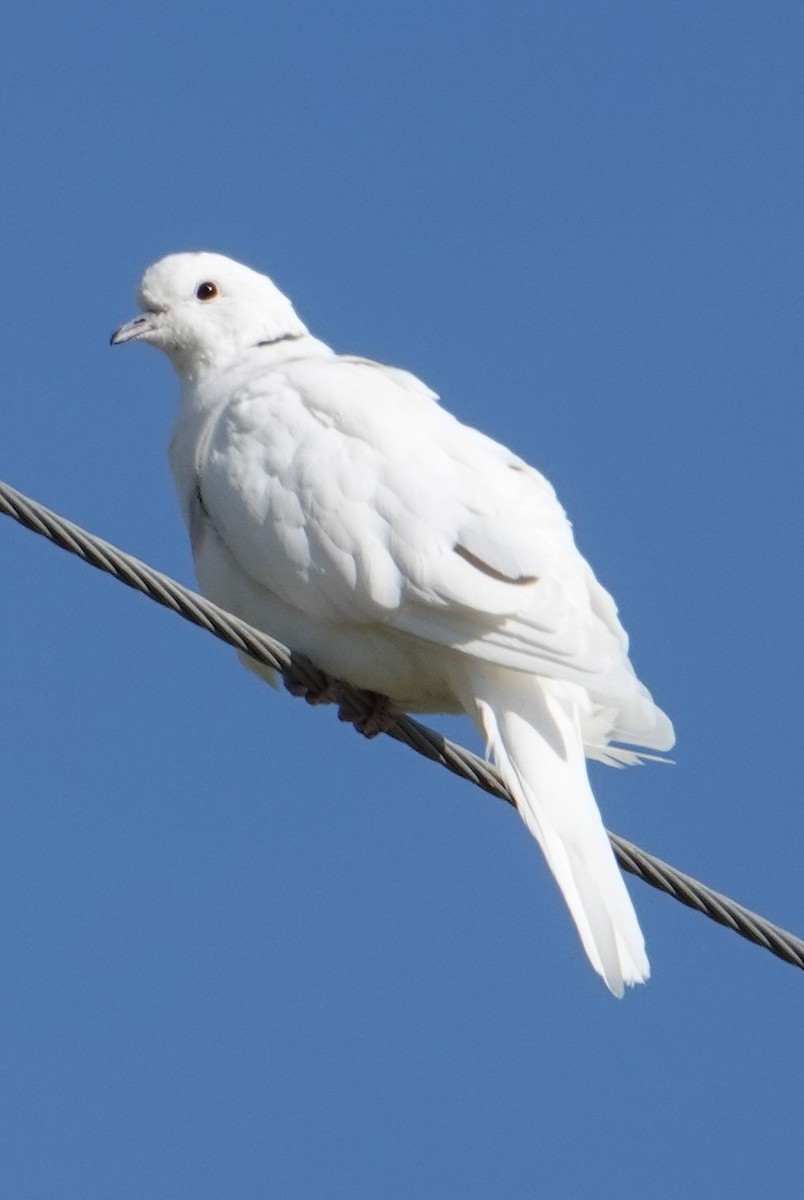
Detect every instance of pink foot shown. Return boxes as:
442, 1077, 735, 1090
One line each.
283, 673, 341, 707
336, 690, 396, 739
283, 663, 396, 738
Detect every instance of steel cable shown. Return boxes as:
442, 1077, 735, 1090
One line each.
1, 477, 801, 973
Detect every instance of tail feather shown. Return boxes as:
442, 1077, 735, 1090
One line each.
463, 667, 649, 997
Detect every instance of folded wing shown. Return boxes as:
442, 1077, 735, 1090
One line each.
196, 353, 672, 751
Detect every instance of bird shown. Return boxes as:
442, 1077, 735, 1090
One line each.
112, 251, 674, 996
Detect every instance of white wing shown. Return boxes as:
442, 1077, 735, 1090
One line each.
195, 354, 671, 749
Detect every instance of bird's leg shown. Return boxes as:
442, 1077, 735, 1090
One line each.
282, 669, 342, 707
283, 658, 396, 737
336, 689, 397, 739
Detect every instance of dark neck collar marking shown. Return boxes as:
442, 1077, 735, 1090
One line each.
256, 331, 305, 349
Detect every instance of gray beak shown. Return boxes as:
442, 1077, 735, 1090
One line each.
110, 310, 162, 346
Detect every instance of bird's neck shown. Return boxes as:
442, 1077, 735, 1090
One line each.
171, 330, 333, 390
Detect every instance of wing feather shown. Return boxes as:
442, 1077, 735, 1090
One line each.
194, 352, 669, 745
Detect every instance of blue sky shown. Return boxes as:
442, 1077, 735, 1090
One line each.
1, 3, 802, 1196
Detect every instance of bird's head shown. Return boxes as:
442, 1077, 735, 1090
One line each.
111, 251, 308, 375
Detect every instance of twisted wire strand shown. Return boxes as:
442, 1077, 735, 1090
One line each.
1, 477, 802, 973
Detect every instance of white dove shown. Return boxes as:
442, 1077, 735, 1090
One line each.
112, 251, 674, 996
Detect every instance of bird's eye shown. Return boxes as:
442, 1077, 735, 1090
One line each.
195, 281, 218, 301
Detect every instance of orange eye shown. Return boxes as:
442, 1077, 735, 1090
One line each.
196, 281, 218, 301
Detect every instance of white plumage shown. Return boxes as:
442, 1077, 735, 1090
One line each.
112, 251, 674, 996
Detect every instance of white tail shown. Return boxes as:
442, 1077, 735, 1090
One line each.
458, 665, 649, 996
